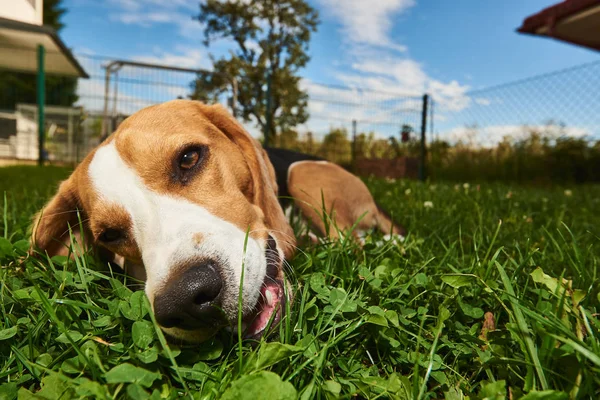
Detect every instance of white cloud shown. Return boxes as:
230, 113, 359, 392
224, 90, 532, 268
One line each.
74, 46, 96, 55
99, 0, 474, 140
107, 0, 203, 40
428, 79, 470, 112
108, 0, 197, 12
314, 0, 471, 119
177, 17, 205, 40
350, 58, 426, 94
316, 0, 414, 51
299, 78, 423, 139
334, 53, 471, 114
441, 124, 589, 147
474, 97, 491, 106
109, 11, 204, 40
133, 46, 210, 70
112, 12, 174, 26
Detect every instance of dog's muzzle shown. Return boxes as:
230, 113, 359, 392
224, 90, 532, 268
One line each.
151, 235, 286, 341
153, 259, 227, 331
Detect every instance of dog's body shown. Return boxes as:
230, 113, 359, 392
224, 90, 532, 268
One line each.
31, 100, 404, 342
263, 146, 404, 242
262, 147, 323, 209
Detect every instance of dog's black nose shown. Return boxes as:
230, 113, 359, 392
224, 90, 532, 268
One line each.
153, 260, 225, 329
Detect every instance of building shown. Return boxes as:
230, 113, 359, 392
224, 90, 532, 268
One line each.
518, 0, 600, 52
0, 0, 88, 163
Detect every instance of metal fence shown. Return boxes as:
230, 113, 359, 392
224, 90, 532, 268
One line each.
430, 59, 600, 182
0, 49, 238, 164
434, 60, 600, 146
0, 49, 429, 176
1, 46, 599, 181
84, 54, 428, 173
283, 82, 426, 171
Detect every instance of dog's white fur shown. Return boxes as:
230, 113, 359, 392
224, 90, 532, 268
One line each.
90, 142, 268, 319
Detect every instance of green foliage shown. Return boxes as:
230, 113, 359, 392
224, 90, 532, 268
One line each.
429, 127, 600, 183
43, 0, 68, 32
0, 0, 78, 111
275, 125, 421, 167
192, 0, 319, 142
276, 123, 600, 183
318, 127, 351, 164
221, 371, 296, 400
1, 166, 599, 398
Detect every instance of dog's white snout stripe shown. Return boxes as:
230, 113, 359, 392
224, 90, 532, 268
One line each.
88, 142, 267, 316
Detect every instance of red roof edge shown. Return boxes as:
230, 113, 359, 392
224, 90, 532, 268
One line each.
518, 0, 600, 34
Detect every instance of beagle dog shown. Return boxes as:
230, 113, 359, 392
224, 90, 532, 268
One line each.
31, 100, 404, 343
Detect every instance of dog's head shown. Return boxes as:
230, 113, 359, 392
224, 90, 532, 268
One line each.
31, 100, 296, 342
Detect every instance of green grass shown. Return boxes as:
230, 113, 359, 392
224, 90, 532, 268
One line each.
1, 166, 600, 399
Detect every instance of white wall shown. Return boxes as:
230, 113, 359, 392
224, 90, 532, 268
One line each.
0, 0, 43, 26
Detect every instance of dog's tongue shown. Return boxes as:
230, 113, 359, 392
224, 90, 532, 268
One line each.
246, 282, 281, 336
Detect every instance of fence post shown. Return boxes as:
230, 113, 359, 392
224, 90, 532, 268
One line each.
37, 44, 45, 166
111, 69, 119, 130
264, 73, 273, 147
419, 94, 429, 182
100, 64, 112, 142
100, 61, 120, 142
230, 77, 238, 117
352, 119, 357, 172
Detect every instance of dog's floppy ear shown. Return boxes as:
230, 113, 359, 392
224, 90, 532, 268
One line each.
200, 103, 296, 259
30, 175, 88, 258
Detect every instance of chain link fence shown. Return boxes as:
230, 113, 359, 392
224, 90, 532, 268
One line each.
1, 46, 598, 182
0, 49, 428, 177
0, 49, 237, 164
281, 82, 425, 178
431, 60, 600, 182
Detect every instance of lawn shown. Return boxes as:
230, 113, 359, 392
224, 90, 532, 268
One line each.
1, 166, 599, 399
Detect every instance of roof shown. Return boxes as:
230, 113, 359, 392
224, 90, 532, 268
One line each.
0, 16, 89, 78
517, 0, 600, 51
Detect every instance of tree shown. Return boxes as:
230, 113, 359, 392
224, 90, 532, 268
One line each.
192, 0, 319, 143
43, 0, 67, 31
277, 129, 299, 150
0, 0, 78, 110
319, 127, 351, 165
353, 132, 373, 160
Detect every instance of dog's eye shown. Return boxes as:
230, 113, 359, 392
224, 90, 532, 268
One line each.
179, 150, 201, 170
173, 146, 208, 184
99, 229, 123, 243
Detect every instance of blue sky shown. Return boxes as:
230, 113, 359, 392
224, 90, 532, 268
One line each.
60, 0, 600, 142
